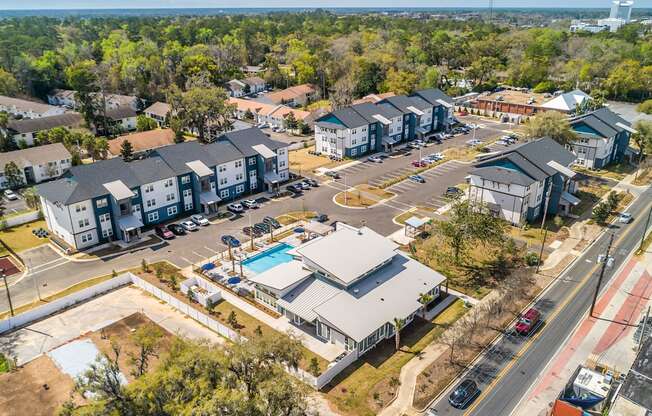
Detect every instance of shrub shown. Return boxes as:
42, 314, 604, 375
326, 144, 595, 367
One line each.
524, 252, 539, 266
637, 99, 652, 115
592, 201, 611, 225
553, 215, 564, 228
308, 357, 321, 376
141, 259, 149, 273
607, 191, 621, 211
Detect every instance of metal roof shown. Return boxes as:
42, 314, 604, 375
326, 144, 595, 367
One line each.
277, 277, 341, 322
252, 144, 276, 159
103, 180, 135, 201
185, 160, 213, 177
249, 261, 313, 291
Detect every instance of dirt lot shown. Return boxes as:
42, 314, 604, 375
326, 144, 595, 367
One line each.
0, 355, 79, 416
87, 312, 175, 383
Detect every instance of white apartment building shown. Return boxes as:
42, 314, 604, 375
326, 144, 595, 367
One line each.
0, 143, 72, 189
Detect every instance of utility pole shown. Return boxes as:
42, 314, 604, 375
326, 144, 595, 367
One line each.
540, 180, 553, 232
1, 270, 14, 317
590, 233, 614, 317
639, 204, 652, 252
536, 225, 549, 274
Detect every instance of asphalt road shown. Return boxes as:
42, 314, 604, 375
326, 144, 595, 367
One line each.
426, 187, 652, 416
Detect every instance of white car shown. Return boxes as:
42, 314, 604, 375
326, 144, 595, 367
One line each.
241, 199, 259, 209
367, 156, 383, 163
191, 214, 209, 226
181, 220, 198, 232
466, 139, 483, 146
227, 203, 244, 213
429, 152, 444, 160
3, 189, 18, 200
618, 213, 633, 223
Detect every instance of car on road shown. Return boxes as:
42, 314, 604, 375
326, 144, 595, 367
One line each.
412, 160, 428, 167
448, 379, 480, 409
227, 203, 244, 213
286, 184, 303, 194
181, 220, 198, 232
618, 212, 633, 223
154, 224, 175, 239
443, 186, 463, 198
409, 175, 426, 183
241, 199, 259, 209
167, 223, 186, 236
367, 156, 383, 163
324, 171, 340, 179
221, 235, 241, 247
3, 189, 18, 200
243, 226, 263, 237
304, 178, 319, 187
263, 216, 281, 229
254, 222, 271, 233
314, 213, 329, 223
597, 254, 615, 267
466, 139, 483, 146
191, 214, 209, 226
515, 308, 541, 335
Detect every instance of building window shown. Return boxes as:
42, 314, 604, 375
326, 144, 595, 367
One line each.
99, 213, 110, 223
235, 160, 243, 168
96, 198, 108, 208
220, 189, 229, 198
249, 170, 257, 178
166, 193, 175, 202
147, 212, 159, 222
183, 189, 192, 198
181, 175, 191, 184
251, 181, 257, 190
102, 228, 113, 238
235, 184, 245, 193
219, 177, 227, 186
184, 201, 193, 211
236, 173, 244, 181
75, 204, 86, 213
146, 199, 156, 208
164, 178, 174, 188
248, 158, 256, 166
81, 233, 93, 243
78, 218, 90, 228
218, 165, 226, 173
361, 145, 367, 153
167, 206, 178, 216
279, 161, 286, 168
144, 184, 154, 193
351, 148, 357, 156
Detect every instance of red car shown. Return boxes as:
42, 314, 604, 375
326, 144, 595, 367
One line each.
154, 224, 174, 240
515, 308, 541, 335
412, 160, 427, 167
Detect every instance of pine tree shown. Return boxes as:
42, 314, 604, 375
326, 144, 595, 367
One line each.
120, 140, 134, 161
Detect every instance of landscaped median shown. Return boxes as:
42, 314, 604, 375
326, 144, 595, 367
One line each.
334, 184, 395, 208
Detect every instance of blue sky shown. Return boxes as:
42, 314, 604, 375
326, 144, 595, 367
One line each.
2, 0, 652, 9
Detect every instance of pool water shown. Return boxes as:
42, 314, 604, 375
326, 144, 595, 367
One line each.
242, 242, 295, 274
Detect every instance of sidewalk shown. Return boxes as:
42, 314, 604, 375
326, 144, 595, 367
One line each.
514, 250, 652, 416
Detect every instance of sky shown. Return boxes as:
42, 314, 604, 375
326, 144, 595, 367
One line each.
2, 0, 652, 9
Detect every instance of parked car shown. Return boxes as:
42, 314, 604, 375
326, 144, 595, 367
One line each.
304, 178, 319, 187
241, 199, 259, 209
263, 216, 282, 229
221, 235, 241, 247
443, 187, 463, 198
243, 226, 263, 237
618, 212, 633, 223
428, 152, 444, 160
315, 213, 329, 223
408, 142, 422, 149
191, 214, 209, 226
181, 220, 198, 232
325, 171, 341, 179
286, 184, 303, 194
3, 189, 18, 200
412, 160, 427, 167
227, 203, 244, 213
167, 223, 186, 236
466, 139, 483, 146
299, 181, 311, 190
254, 222, 270, 233
515, 308, 542, 335
154, 224, 175, 239
409, 175, 426, 183
367, 156, 383, 163
448, 379, 480, 409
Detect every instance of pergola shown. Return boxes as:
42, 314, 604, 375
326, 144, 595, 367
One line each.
404, 216, 428, 238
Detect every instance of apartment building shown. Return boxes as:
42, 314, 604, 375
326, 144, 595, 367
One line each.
314, 88, 453, 158
568, 107, 635, 169
37, 127, 289, 250
47, 90, 142, 111
0, 95, 67, 119
6, 112, 84, 146
468, 137, 579, 225
0, 143, 72, 189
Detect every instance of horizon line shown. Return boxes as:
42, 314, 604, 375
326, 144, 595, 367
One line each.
0, 6, 634, 11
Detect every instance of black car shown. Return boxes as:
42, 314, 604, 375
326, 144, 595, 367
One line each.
254, 222, 271, 233
448, 379, 480, 409
243, 226, 263, 238
263, 216, 282, 229
443, 186, 463, 198
287, 184, 303, 194
324, 171, 340, 179
315, 213, 329, 223
221, 235, 241, 247
304, 178, 319, 187
167, 223, 186, 236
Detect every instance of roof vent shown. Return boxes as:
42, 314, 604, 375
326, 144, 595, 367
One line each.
380, 298, 384, 301
353, 289, 359, 294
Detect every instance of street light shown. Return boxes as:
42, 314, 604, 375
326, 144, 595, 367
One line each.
1, 269, 14, 317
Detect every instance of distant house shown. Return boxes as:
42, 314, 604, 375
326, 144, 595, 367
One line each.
143, 102, 171, 127
568, 107, 635, 169
540, 90, 591, 113
228, 97, 310, 129
242, 65, 264, 76
108, 129, 176, 157
262, 106, 311, 129
352, 92, 396, 105
0, 95, 67, 119
226, 79, 247, 98
47, 90, 142, 111
243, 77, 266, 94
104, 107, 137, 133
468, 137, 579, 225
47, 89, 77, 108
7, 113, 84, 146
473, 88, 591, 118
0, 143, 72, 189
265, 84, 317, 107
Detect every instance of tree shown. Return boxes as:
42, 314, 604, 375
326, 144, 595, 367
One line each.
4, 162, 23, 189
0, 68, 19, 96
330, 75, 355, 110
166, 76, 234, 143
136, 115, 157, 132
128, 324, 164, 378
120, 139, 134, 161
638, 100, 652, 115
607, 191, 621, 211
524, 111, 576, 146
418, 293, 433, 318
308, 357, 321, 376
23, 187, 39, 210
632, 120, 652, 165
141, 258, 149, 273
65, 60, 101, 129
169, 115, 185, 143
228, 310, 238, 328
592, 201, 611, 225
0, 198, 5, 219
393, 317, 405, 351
284, 112, 298, 131
440, 325, 464, 364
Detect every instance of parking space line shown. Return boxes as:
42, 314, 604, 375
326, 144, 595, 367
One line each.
191, 251, 207, 260
179, 256, 194, 266
204, 246, 219, 254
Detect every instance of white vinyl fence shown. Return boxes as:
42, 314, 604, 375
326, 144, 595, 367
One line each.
4, 211, 40, 228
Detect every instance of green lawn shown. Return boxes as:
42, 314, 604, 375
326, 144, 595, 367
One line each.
0, 353, 10, 373
0, 219, 48, 255
324, 299, 467, 416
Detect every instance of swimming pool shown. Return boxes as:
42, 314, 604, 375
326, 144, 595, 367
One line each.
242, 242, 295, 274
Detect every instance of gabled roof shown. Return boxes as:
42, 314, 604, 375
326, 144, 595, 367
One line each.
243, 76, 265, 86
541, 90, 590, 112
219, 127, 286, 157
143, 101, 171, 118
375, 102, 403, 119
570, 107, 630, 138
105, 106, 137, 120
380, 95, 431, 113
349, 102, 395, 124
0, 143, 71, 172
7, 112, 84, 134
322, 107, 369, 129
108, 129, 176, 156
0, 95, 62, 114
471, 166, 537, 187
411, 88, 453, 106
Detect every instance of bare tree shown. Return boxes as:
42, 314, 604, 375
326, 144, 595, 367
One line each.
440, 325, 464, 364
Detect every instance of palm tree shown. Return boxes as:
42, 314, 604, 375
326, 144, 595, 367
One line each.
418, 293, 434, 319
393, 317, 405, 351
